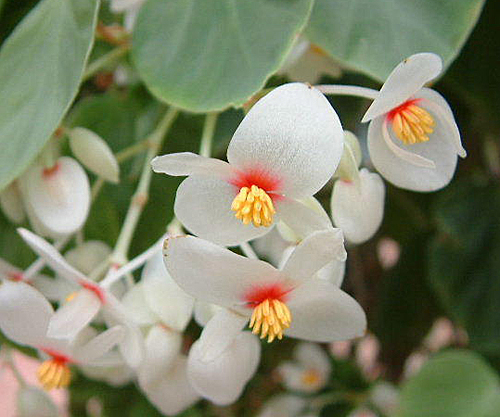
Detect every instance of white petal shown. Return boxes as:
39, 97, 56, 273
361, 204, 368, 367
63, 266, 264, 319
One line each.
64, 240, 111, 276
227, 83, 344, 198
315, 259, 346, 287
138, 325, 182, 387
368, 109, 458, 192
363, 53, 442, 122
17, 386, 58, 417
188, 332, 260, 405
152, 152, 233, 179
69, 127, 120, 183
193, 301, 223, 327
22, 157, 90, 235
0, 280, 52, 346
294, 342, 331, 379
287, 280, 366, 342
257, 394, 306, 417
195, 309, 248, 363
47, 289, 101, 339
331, 169, 385, 244
79, 354, 135, 387
175, 176, 272, 246
164, 235, 286, 308
276, 362, 307, 392
0, 258, 22, 279
121, 283, 158, 326
110, 0, 144, 12
281, 229, 346, 281
72, 325, 125, 364
142, 251, 194, 331
31, 275, 77, 303
279, 38, 310, 73
17, 228, 88, 285
0, 181, 25, 223
278, 198, 333, 240
140, 356, 200, 416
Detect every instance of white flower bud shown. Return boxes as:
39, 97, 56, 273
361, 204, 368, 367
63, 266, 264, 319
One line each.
69, 127, 119, 183
17, 386, 58, 417
335, 130, 362, 181
0, 181, 26, 224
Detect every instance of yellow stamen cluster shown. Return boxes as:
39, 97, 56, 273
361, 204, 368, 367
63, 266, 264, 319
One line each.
249, 299, 291, 343
231, 185, 275, 227
392, 104, 435, 145
37, 360, 71, 390
301, 369, 321, 387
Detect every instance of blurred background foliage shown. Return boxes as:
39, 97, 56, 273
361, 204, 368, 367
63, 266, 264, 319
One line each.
0, 0, 499, 416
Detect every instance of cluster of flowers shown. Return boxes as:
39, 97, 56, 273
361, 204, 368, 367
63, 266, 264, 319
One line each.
0, 51, 465, 416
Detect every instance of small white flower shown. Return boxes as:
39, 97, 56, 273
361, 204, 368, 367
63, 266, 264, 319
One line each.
0, 280, 124, 390
363, 53, 466, 192
277, 342, 331, 393
163, 230, 364, 347
152, 83, 344, 246
257, 394, 307, 417
68, 127, 120, 183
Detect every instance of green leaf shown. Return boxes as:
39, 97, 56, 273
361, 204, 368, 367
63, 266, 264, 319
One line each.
132, 0, 313, 112
427, 179, 500, 355
398, 350, 500, 417
306, 0, 485, 82
0, 0, 100, 190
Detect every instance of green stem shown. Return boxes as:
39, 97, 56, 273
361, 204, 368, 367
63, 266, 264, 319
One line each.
82, 45, 129, 82
115, 139, 152, 163
199, 112, 219, 157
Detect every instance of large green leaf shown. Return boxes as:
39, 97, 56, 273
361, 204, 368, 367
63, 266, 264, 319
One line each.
0, 0, 99, 191
398, 350, 500, 417
306, 0, 485, 82
427, 179, 500, 355
132, 0, 313, 112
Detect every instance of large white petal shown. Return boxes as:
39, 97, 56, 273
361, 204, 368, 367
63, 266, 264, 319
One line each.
331, 169, 385, 244
0, 280, 52, 346
287, 280, 366, 342
164, 235, 287, 309
23, 157, 90, 235
363, 53, 442, 122
227, 83, 344, 198
142, 251, 194, 331
252, 227, 291, 267
139, 356, 200, 416
138, 325, 182, 387
281, 229, 346, 281
151, 152, 233, 179
121, 283, 158, 326
0, 181, 25, 224
47, 289, 102, 339
175, 176, 272, 246
188, 332, 261, 405
72, 326, 125, 364
367, 110, 458, 192
194, 309, 249, 363
315, 259, 346, 287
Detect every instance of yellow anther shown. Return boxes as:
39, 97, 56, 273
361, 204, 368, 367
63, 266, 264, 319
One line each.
249, 299, 291, 343
301, 369, 322, 387
65, 292, 78, 303
231, 185, 276, 227
37, 359, 71, 391
391, 104, 435, 145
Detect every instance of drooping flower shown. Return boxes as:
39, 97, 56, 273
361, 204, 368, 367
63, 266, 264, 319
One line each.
152, 83, 344, 246
163, 230, 365, 348
0, 280, 124, 391
362, 53, 466, 192
331, 131, 385, 244
277, 342, 331, 393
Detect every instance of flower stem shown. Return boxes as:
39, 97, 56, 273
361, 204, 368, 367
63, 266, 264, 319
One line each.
315, 84, 379, 100
110, 107, 179, 265
115, 139, 152, 163
199, 112, 219, 158
82, 45, 129, 82
23, 237, 71, 281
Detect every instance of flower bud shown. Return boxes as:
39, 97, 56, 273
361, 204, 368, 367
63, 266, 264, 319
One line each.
0, 181, 26, 224
17, 386, 58, 417
334, 130, 362, 181
69, 127, 119, 183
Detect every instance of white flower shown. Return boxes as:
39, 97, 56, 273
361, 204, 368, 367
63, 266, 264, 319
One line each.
370, 382, 399, 416
277, 342, 331, 393
0, 280, 124, 390
363, 53, 466, 192
17, 228, 145, 368
19, 157, 90, 237
17, 386, 58, 417
110, 0, 145, 31
257, 394, 307, 417
68, 127, 120, 183
0, 180, 26, 223
152, 83, 344, 246
163, 230, 365, 347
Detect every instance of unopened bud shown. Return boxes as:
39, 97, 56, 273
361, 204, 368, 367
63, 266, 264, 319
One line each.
0, 181, 26, 223
335, 130, 362, 181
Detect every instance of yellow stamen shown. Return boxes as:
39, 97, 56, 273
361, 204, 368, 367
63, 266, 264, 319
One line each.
249, 299, 291, 343
391, 104, 435, 145
301, 369, 322, 387
231, 185, 276, 227
310, 44, 328, 56
37, 360, 71, 391
65, 292, 78, 303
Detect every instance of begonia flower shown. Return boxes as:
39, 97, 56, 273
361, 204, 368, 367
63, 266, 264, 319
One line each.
362, 53, 466, 191
163, 230, 365, 348
277, 342, 331, 393
152, 83, 344, 246
0, 280, 124, 390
